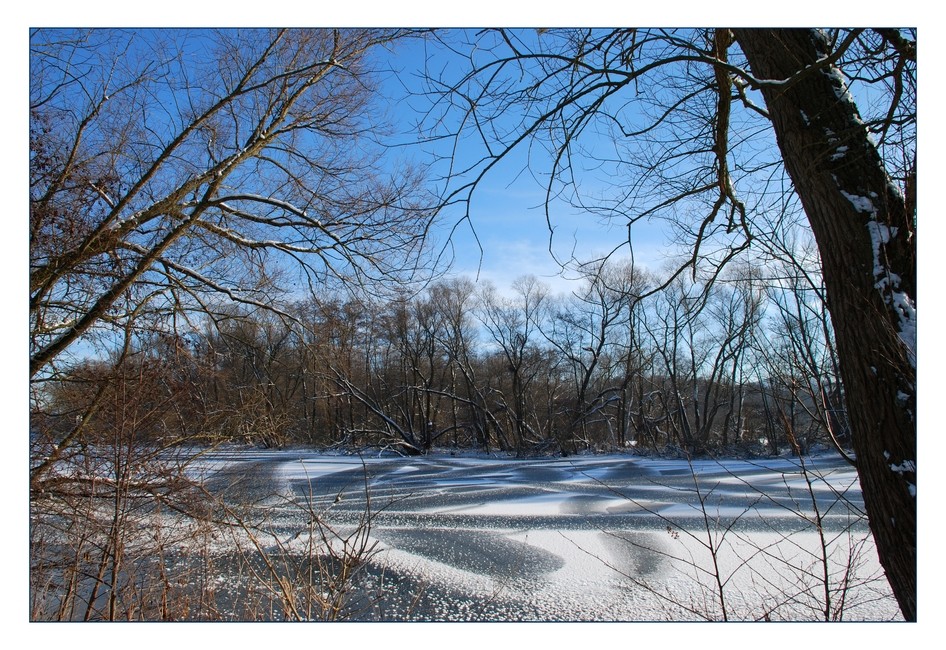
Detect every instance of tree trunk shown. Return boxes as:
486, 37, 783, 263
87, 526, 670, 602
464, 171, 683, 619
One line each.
734, 28, 917, 620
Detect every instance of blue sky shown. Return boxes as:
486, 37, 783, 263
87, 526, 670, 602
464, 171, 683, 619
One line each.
378, 31, 672, 296
20, 24, 924, 306
18, 15, 929, 306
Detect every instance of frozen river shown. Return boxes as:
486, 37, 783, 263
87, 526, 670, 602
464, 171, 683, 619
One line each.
193, 448, 900, 621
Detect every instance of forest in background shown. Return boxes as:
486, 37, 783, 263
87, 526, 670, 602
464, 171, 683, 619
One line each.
33, 262, 847, 459
28, 27, 915, 621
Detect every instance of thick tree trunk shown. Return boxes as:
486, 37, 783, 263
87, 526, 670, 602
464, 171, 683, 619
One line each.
734, 28, 917, 620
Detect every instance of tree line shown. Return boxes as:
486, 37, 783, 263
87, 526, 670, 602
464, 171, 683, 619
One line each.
35, 259, 848, 459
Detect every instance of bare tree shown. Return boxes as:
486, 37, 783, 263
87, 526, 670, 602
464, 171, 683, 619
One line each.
428, 278, 493, 449
30, 28, 438, 381
30, 27, 440, 472
476, 276, 550, 454
422, 28, 916, 618
29, 28, 441, 620
540, 260, 642, 449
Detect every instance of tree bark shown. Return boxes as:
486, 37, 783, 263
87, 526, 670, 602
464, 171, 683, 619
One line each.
734, 28, 917, 620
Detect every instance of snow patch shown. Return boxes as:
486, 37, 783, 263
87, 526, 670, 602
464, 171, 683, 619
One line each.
821, 66, 864, 125
866, 221, 895, 273
867, 219, 916, 365
886, 456, 916, 476
830, 146, 849, 161
842, 191, 876, 215
884, 452, 916, 497
890, 289, 917, 360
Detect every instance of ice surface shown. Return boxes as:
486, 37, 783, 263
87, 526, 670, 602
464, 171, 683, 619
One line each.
189, 448, 900, 621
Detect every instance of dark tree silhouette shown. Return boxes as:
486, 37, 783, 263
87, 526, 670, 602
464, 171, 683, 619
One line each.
734, 28, 915, 620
